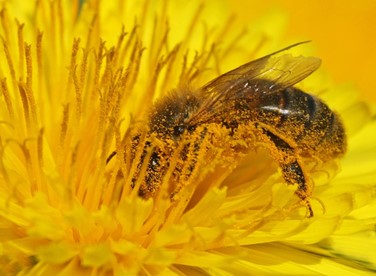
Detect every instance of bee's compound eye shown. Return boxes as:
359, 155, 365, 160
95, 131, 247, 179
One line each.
173, 125, 186, 137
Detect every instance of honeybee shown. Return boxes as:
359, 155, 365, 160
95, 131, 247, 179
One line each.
117, 42, 346, 217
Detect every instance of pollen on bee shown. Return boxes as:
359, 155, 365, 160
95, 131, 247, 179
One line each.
112, 123, 248, 204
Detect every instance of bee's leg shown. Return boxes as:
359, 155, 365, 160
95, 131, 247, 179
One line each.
280, 161, 314, 217
261, 129, 314, 217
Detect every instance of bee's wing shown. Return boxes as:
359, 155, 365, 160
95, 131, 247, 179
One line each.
201, 54, 321, 97
187, 43, 321, 125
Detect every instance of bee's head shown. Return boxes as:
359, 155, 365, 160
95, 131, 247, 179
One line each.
149, 89, 199, 140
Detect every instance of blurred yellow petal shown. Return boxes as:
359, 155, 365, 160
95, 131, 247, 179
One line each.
36, 243, 78, 264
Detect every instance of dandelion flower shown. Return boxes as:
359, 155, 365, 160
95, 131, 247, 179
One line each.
0, 0, 375, 275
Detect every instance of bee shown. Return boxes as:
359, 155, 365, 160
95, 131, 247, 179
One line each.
116, 42, 346, 217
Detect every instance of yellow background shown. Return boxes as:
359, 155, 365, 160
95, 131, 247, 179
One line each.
228, 0, 376, 102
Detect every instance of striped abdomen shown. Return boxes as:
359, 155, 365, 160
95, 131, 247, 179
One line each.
253, 86, 346, 161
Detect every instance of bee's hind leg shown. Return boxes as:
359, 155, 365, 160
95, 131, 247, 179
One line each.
280, 161, 314, 217
260, 129, 314, 217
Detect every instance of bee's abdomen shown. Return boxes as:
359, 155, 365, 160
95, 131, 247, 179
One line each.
254, 87, 346, 160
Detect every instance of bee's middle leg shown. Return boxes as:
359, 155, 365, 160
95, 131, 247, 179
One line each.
261, 129, 314, 217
